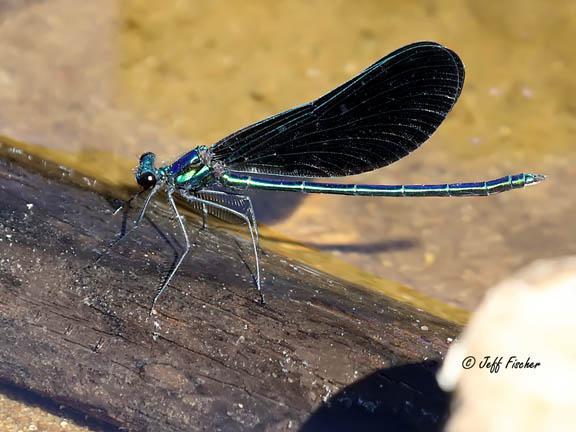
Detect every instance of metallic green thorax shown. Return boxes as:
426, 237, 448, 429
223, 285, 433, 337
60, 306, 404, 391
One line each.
166, 146, 214, 189
175, 165, 211, 185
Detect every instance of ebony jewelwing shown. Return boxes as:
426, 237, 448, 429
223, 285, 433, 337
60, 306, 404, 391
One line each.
106, 41, 545, 311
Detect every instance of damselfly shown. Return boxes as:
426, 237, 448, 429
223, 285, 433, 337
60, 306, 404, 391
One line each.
107, 41, 545, 311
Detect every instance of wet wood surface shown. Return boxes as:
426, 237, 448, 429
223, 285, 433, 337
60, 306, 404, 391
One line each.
0, 145, 460, 431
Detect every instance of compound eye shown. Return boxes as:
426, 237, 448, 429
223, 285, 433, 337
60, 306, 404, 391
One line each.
137, 172, 157, 189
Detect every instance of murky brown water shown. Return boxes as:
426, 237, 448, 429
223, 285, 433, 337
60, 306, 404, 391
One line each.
0, 0, 575, 429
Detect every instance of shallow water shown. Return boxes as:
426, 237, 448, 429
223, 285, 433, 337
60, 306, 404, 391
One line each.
0, 0, 575, 429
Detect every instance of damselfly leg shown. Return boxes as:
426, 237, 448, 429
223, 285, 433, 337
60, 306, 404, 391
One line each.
151, 189, 190, 314
196, 190, 260, 250
179, 190, 264, 305
201, 202, 208, 229
93, 184, 161, 266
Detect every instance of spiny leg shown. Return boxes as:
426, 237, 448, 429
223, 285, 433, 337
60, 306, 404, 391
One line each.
151, 190, 190, 313
197, 190, 260, 254
180, 191, 264, 304
134, 184, 161, 226
201, 202, 208, 229
241, 195, 259, 251
93, 184, 161, 266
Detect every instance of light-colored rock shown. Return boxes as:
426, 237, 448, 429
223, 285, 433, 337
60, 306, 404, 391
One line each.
439, 257, 576, 432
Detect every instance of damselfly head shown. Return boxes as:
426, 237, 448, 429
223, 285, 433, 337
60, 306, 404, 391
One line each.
136, 152, 160, 190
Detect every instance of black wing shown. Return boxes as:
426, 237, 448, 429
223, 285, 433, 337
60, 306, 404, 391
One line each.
210, 41, 464, 178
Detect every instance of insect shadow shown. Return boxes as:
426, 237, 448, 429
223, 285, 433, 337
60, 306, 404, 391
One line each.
245, 189, 418, 254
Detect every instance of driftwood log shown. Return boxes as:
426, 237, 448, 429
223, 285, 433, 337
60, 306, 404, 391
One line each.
0, 143, 461, 431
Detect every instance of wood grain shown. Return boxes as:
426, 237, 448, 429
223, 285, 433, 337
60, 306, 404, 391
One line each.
0, 145, 459, 431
